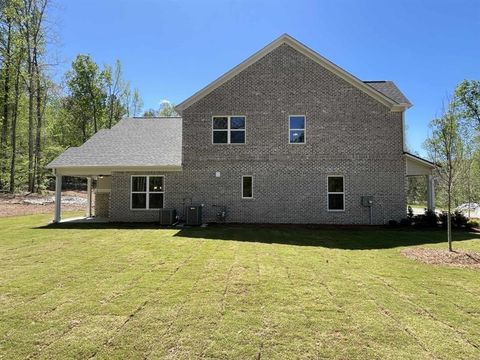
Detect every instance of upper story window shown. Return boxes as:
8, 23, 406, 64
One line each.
212, 116, 246, 144
327, 175, 344, 211
289, 115, 306, 144
131, 175, 164, 210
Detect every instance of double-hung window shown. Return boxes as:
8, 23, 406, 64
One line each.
131, 175, 164, 210
289, 115, 306, 144
327, 176, 344, 211
212, 116, 246, 144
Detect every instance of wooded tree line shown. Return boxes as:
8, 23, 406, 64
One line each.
0, 0, 172, 193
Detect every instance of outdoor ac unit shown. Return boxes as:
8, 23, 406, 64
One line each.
185, 205, 203, 226
159, 209, 176, 226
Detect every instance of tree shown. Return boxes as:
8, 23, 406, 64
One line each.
66, 54, 107, 141
455, 80, 480, 128
425, 101, 469, 251
103, 59, 127, 128
131, 88, 142, 117
158, 99, 178, 117
142, 108, 156, 117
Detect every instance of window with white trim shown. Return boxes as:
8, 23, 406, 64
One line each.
131, 175, 164, 209
242, 175, 253, 199
289, 115, 306, 144
327, 176, 344, 211
213, 116, 246, 144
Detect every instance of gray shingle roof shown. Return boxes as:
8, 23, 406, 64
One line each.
47, 117, 182, 169
364, 81, 411, 105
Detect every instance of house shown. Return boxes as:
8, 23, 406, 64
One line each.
47, 34, 436, 224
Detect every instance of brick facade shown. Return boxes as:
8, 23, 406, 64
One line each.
109, 44, 406, 224
94, 193, 110, 218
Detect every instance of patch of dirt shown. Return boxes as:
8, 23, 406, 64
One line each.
401, 247, 480, 270
0, 191, 92, 217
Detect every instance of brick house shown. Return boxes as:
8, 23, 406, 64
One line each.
47, 34, 435, 224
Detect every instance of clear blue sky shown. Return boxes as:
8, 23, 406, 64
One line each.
51, 0, 479, 156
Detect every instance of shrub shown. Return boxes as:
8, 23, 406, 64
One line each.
439, 211, 470, 228
400, 218, 412, 226
424, 209, 438, 227
388, 219, 398, 228
407, 206, 414, 220
453, 211, 469, 228
411, 209, 438, 228
467, 219, 479, 229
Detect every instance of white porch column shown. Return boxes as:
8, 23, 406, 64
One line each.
54, 174, 62, 223
86, 177, 92, 218
427, 174, 435, 211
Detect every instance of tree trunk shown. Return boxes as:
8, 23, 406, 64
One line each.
447, 195, 452, 252
27, 55, 35, 192
34, 50, 42, 192
447, 155, 453, 252
9, 57, 21, 193
1, 21, 12, 190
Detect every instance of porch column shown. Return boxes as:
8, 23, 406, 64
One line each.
86, 177, 92, 218
54, 174, 62, 223
427, 174, 435, 211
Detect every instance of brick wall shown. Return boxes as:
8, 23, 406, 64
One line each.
109, 43, 406, 224
95, 193, 110, 218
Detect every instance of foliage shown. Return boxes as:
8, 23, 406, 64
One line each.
439, 211, 469, 229
407, 206, 414, 220
424, 100, 470, 250
0, 0, 184, 193
142, 100, 179, 117
455, 79, 480, 128
409, 208, 439, 228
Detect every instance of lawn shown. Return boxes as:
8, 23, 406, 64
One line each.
1, 214, 479, 359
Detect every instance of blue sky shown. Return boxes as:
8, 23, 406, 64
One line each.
51, 0, 479, 156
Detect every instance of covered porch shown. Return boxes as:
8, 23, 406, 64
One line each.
51, 167, 112, 223
405, 152, 436, 212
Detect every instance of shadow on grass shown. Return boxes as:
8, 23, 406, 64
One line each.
35, 222, 480, 250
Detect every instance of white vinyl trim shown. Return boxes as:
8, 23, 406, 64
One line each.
130, 175, 165, 210
288, 115, 306, 144
212, 115, 246, 145
242, 175, 253, 199
327, 175, 345, 212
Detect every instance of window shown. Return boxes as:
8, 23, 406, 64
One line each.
289, 115, 306, 144
242, 175, 253, 199
327, 176, 344, 211
131, 175, 164, 210
213, 116, 246, 144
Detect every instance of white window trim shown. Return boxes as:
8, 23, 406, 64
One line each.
288, 115, 306, 144
212, 115, 246, 145
242, 175, 254, 199
327, 175, 345, 212
130, 175, 165, 210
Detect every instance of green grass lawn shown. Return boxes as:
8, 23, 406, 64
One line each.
1, 214, 479, 359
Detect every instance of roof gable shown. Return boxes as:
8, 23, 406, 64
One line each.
176, 34, 410, 113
